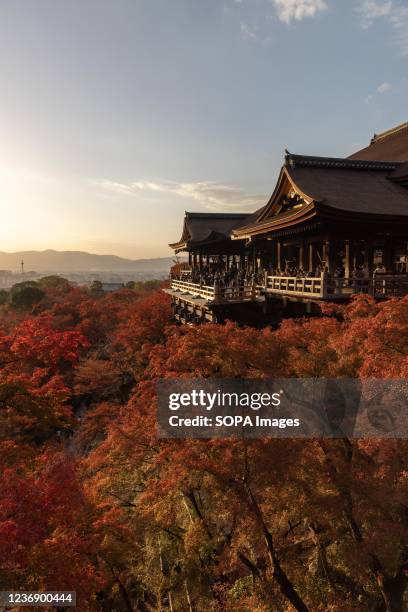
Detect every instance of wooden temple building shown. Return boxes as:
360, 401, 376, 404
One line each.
165, 122, 408, 324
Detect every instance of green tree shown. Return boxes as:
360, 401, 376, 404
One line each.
0, 290, 8, 305
90, 280, 103, 295
10, 280, 38, 293
10, 284, 45, 309
38, 275, 71, 292
126, 279, 162, 291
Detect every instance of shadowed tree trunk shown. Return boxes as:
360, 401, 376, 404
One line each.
244, 482, 310, 612
318, 440, 408, 612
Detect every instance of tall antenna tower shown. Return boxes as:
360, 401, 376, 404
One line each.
21, 259, 24, 275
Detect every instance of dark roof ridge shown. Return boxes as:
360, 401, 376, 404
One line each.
285, 152, 400, 171
371, 121, 408, 144
184, 211, 250, 218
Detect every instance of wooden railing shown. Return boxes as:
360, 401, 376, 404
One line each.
219, 285, 257, 301
326, 277, 371, 297
264, 273, 375, 299
265, 273, 408, 299
171, 273, 408, 303
372, 274, 408, 298
171, 280, 215, 299
265, 274, 325, 297
170, 279, 257, 302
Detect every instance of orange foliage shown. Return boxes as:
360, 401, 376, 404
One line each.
1, 284, 407, 611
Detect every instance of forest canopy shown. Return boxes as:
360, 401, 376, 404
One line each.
0, 279, 407, 611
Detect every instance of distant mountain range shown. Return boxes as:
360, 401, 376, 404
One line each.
0, 250, 181, 272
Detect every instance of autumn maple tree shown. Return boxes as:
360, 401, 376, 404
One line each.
0, 281, 407, 611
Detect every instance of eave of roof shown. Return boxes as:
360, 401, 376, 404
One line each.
233, 151, 408, 238
171, 123, 408, 247
348, 121, 408, 162
183, 212, 250, 218
169, 240, 188, 252
389, 161, 408, 187
286, 153, 399, 171
233, 162, 318, 237
169, 211, 251, 251
233, 202, 317, 238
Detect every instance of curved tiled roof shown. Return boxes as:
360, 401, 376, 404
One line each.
348, 122, 408, 162
171, 124, 408, 246
233, 152, 408, 238
169, 212, 250, 251
287, 157, 408, 216
389, 161, 408, 187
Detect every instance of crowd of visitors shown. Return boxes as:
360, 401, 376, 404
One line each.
172, 260, 389, 289
186, 266, 259, 288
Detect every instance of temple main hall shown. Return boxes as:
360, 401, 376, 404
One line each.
165, 122, 408, 324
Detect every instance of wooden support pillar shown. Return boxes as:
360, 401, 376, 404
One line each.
383, 243, 393, 273
363, 241, 374, 275
344, 241, 353, 279
308, 243, 315, 273
299, 242, 305, 271
188, 252, 192, 266
363, 241, 368, 271
264, 249, 270, 271
322, 241, 329, 272
269, 240, 276, 271
199, 252, 203, 271
329, 240, 340, 275
277, 241, 283, 271
323, 240, 335, 274
320, 269, 328, 298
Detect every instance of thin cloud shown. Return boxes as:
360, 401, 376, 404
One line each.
377, 81, 392, 93
356, 0, 392, 29
131, 181, 167, 192
98, 179, 266, 212
365, 81, 393, 103
272, 0, 328, 24
231, 0, 327, 44
389, 6, 408, 56
97, 180, 135, 195
240, 21, 258, 39
356, 1, 408, 55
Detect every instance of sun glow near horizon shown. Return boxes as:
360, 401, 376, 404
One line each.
0, 0, 406, 258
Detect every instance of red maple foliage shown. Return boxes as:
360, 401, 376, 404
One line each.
0, 284, 407, 611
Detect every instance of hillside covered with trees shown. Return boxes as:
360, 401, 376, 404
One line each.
0, 278, 407, 611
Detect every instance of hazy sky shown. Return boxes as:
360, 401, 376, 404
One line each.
0, 0, 407, 258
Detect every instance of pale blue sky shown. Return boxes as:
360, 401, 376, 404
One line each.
0, 0, 407, 258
